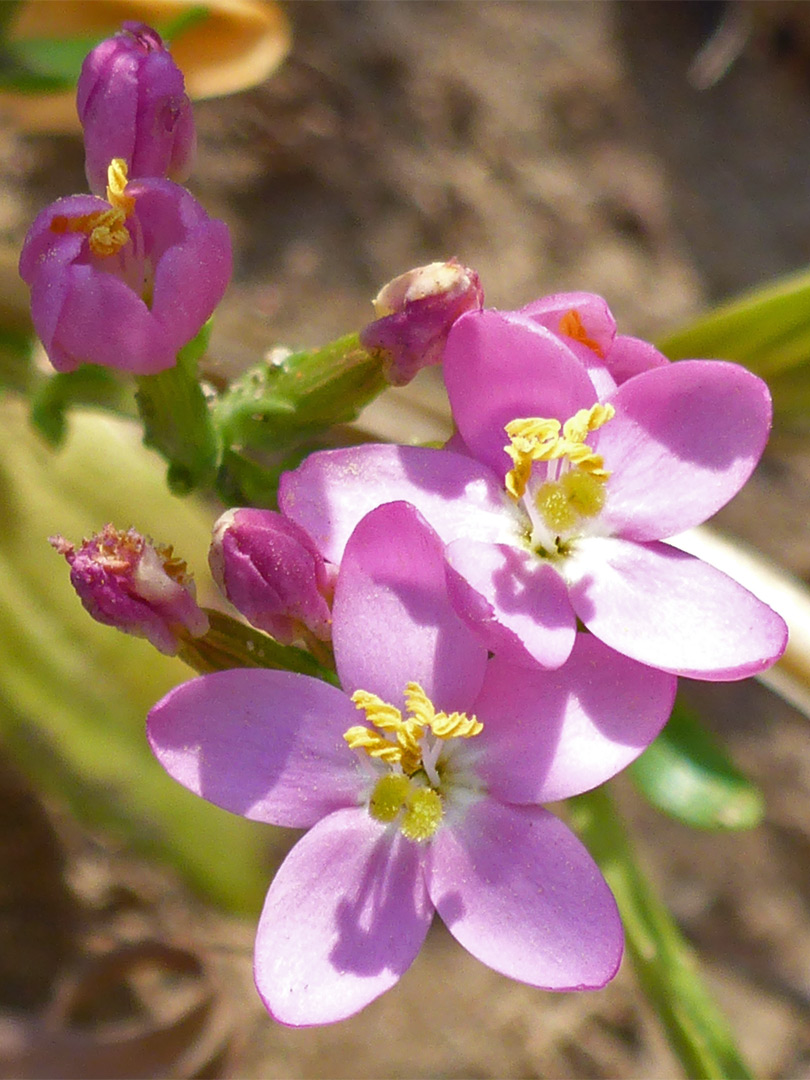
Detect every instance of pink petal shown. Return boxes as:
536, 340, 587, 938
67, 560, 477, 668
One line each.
255, 807, 433, 1026
567, 536, 788, 680
597, 360, 773, 540
147, 669, 363, 827
428, 800, 622, 990
333, 502, 488, 712
444, 539, 576, 670
473, 634, 676, 803
519, 291, 617, 358
607, 334, 670, 384
279, 443, 518, 565
443, 309, 597, 479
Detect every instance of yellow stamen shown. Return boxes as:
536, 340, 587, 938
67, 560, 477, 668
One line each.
106, 158, 136, 216
559, 308, 605, 358
49, 159, 134, 258
504, 403, 615, 501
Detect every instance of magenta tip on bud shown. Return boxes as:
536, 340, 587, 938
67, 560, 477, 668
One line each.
360, 258, 484, 386
50, 524, 209, 655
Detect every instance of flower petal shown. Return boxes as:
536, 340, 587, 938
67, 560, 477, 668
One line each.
279, 443, 518, 565
444, 539, 576, 670
428, 800, 622, 990
474, 634, 676, 802
597, 360, 773, 540
148, 669, 363, 827
566, 536, 788, 680
255, 807, 433, 1025
443, 309, 597, 478
333, 502, 488, 712
607, 334, 670, 383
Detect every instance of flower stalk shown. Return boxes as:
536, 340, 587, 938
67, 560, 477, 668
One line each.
569, 785, 754, 1080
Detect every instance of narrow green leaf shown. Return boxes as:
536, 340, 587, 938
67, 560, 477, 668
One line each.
658, 265, 810, 379
569, 786, 754, 1080
631, 698, 763, 831
0, 395, 271, 914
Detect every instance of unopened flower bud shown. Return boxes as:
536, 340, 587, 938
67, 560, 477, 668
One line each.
19, 159, 231, 374
78, 22, 196, 196
360, 259, 483, 386
50, 525, 209, 655
210, 508, 333, 645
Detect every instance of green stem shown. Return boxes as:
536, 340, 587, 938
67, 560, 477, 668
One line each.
135, 325, 220, 495
569, 786, 753, 1080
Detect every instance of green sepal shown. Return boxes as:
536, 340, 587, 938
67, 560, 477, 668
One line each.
569, 786, 754, 1080
631, 697, 763, 831
214, 333, 387, 456
135, 322, 220, 495
179, 608, 339, 686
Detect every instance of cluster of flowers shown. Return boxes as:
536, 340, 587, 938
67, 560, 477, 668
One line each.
55, 289, 787, 1025
28, 22, 787, 1030
19, 22, 231, 375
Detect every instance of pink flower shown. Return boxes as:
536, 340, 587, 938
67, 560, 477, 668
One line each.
148, 501, 675, 1025
78, 22, 196, 196
279, 296, 787, 680
51, 524, 209, 655
209, 507, 334, 645
360, 259, 483, 385
19, 160, 231, 374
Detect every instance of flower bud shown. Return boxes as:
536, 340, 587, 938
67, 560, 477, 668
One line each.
209, 508, 333, 645
77, 22, 196, 196
360, 259, 483, 386
50, 525, 209, 655
19, 160, 231, 374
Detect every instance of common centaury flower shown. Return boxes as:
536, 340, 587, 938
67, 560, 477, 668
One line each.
19, 159, 231, 374
148, 501, 675, 1025
279, 295, 788, 680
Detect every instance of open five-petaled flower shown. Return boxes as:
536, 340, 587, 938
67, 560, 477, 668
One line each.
148, 501, 675, 1025
279, 295, 787, 680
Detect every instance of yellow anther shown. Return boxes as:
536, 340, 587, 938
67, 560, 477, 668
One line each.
430, 709, 483, 739
559, 308, 605, 358
351, 689, 404, 732
343, 725, 403, 765
49, 161, 135, 259
504, 403, 614, 500
106, 158, 136, 217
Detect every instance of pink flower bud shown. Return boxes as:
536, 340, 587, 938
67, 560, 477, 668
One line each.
50, 525, 209, 655
78, 22, 196, 196
19, 160, 231, 374
209, 508, 333, 645
360, 259, 484, 386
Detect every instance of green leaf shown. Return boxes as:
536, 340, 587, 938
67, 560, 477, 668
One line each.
658, 265, 810, 380
0, 395, 271, 914
631, 698, 764, 831
569, 786, 754, 1080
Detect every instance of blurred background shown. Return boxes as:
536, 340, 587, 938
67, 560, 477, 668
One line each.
1, 1, 810, 1075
